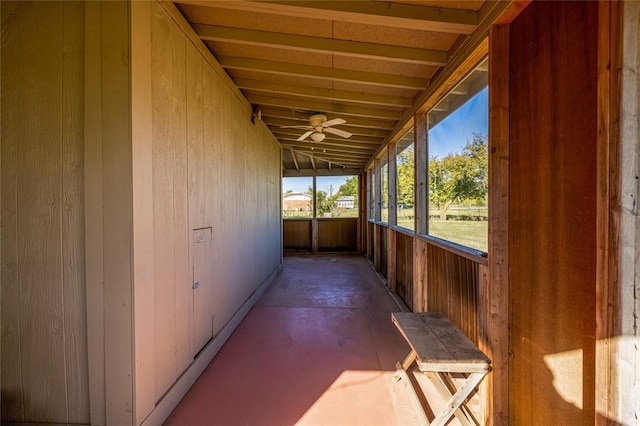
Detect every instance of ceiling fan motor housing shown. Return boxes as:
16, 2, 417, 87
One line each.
309, 114, 327, 128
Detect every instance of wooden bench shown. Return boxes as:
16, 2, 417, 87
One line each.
391, 312, 491, 426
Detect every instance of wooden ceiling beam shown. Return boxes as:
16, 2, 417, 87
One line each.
272, 132, 382, 148
194, 24, 448, 66
286, 147, 366, 163
283, 168, 363, 177
236, 79, 413, 108
246, 94, 402, 120
280, 140, 377, 155
289, 149, 300, 171
218, 56, 428, 90
261, 112, 395, 131
177, 1, 478, 34
283, 151, 368, 166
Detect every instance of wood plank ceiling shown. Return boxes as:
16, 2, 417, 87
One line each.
173, 0, 490, 175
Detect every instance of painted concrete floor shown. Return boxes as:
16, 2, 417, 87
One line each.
164, 254, 427, 426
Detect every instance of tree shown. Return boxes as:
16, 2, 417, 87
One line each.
336, 176, 358, 198
429, 133, 487, 220
396, 145, 414, 207
316, 189, 335, 216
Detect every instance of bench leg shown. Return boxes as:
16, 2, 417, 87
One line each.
395, 349, 417, 372
428, 372, 477, 426
430, 372, 486, 426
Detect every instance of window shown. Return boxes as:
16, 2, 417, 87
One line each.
282, 177, 313, 218
380, 158, 389, 223
369, 170, 376, 220
427, 58, 488, 252
316, 175, 359, 218
396, 128, 415, 230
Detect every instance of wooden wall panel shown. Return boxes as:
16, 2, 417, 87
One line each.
509, 2, 598, 423
151, 4, 188, 399
395, 231, 414, 308
378, 225, 388, 278
412, 237, 428, 312
148, 2, 282, 409
0, 2, 89, 423
283, 220, 312, 251
426, 244, 479, 343
317, 218, 358, 252
367, 222, 375, 261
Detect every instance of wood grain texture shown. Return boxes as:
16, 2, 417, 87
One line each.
1, 1, 23, 420
283, 220, 312, 251
412, 237, 428, 312
18, 3, 67, 420
426, 244, 479, 344
1, 2, 89, 423
387, 228, 397, 291
139, 2, 283, 416
509, 2, 598, 423
395, 231, 413, 308
100, 2, 134, 423
83, 3, 106, 423
610, 1, 639, 421
378, 224, 388, 278
486, 22, 510, 426
131, 1, 157, 420
317, 218, 358, 252
61, 2, 89, 422
152, 1, 188, 399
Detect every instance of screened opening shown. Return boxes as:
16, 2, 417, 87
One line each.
427, 58, 488, 252
396, 128, 415, 231
316, 175, 359, 218
380, 158, 389, 223
282, 177, 313, 219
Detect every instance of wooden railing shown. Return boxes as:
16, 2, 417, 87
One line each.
368, 221, 486, 347
283, 217, 359, 253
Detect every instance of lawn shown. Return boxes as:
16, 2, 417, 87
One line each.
428, 219, 487, 252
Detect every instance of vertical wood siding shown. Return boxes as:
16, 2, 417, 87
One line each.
148, 2, 282, 405
0, 1, 89, 423
426, 244, 479, 343
509, 1, 598, 423
317, 218, 358, 252
395, 231, 414, 308
283, 220, 312, 251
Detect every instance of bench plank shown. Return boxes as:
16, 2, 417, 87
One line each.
392, 312, 491, 373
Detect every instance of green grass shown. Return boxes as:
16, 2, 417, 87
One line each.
428, 219, 487, 252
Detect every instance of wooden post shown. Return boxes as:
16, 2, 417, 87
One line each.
413, 113, 429, 313
312, 175, 318, 253
596, 0, 625, 422
414, 112, 428, 236
486, 23, 510, 426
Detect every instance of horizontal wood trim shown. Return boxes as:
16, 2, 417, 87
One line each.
417, 234, 488, 265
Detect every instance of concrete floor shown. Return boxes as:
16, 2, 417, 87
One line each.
164, 254, 427, 425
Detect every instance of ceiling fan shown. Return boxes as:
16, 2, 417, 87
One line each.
280, 113, 352, 142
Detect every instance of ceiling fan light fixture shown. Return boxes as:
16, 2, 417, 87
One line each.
310, 132, 325, 142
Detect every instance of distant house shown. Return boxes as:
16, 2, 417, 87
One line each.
336, 196, 355, 209
282, 192, 312, 211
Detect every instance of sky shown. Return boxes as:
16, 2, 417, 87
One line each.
428, 87, 488, 159
283, 175, 353, 195
282, 87, 488, 194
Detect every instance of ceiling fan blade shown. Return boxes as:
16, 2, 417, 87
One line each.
297, 130, 314, 141
324, 127, 352, 139
323, 118, 346, 127
280, 125, 312, 129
